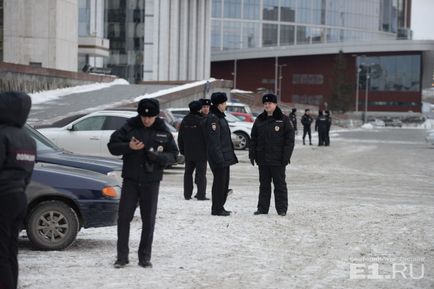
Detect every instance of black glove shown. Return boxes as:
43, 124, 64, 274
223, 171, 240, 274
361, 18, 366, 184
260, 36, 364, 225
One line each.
250, 158, 255, 166
147, 150, 159, 162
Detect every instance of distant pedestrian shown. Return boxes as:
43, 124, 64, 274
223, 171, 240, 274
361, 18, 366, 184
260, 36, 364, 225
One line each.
249, 93, 294, 216
0, 92, 36, 289
315, 110, 328, 146
108, 98, 179, 269
205, 92, 238, 216
301, 109, 313, 145
325, 110, 332, 146
200, 98, 211, 117
178, 100, 208, 200
289, 108, 298, 135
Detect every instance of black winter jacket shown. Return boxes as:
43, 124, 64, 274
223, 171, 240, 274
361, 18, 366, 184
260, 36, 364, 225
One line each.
249, 107, 294, 166
178, 112, 207, 161
107, 116, 178, 184
205, 106, 238, 169
0, 92, 36, 197
301, 114, 313, 129
315, 115, 328, 132
289, 112, 297, 131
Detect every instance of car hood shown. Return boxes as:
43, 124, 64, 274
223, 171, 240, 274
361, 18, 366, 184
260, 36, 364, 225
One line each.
32, 162, 121, 189
37, 151, 123, 174
228, 121, 253, 129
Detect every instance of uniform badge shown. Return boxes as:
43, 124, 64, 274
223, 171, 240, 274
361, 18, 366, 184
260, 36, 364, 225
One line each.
211, 123, 217, 131
275, 126, 280, 132
145, 108, 149, 113
157, 145, 164, 152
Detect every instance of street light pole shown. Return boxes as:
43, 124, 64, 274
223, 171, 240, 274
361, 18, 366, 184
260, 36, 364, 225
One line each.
233, 58, 238, 89
363, 63, 375, 123
278, 64, 287, 101
355, 66, 361, 112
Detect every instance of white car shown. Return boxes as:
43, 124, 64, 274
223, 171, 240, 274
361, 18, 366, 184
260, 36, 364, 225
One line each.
425, 130, 434, 145
166, 108, 252, 150
37, 110, 181, 159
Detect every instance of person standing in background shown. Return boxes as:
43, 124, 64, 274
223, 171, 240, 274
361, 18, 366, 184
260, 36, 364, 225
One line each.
301, 109, 313, 145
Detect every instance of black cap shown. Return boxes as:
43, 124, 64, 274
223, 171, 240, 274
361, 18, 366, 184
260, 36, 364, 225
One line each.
211, 92, 228, 105
262, 93, 277, 104
305, 109, 310, 112
292, 108, 297, 113
200, 98, 211, 106
137, 98, 160, 117
189, 100, 202, 113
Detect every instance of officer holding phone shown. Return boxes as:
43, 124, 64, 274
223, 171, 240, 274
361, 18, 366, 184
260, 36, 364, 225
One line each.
108, 98, 178, 269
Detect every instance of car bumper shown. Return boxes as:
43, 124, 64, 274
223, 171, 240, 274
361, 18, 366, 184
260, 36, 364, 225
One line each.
79, 200, 119, 228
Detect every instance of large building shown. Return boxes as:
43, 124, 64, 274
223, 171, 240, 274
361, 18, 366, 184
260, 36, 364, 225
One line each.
209, 0, 434, 112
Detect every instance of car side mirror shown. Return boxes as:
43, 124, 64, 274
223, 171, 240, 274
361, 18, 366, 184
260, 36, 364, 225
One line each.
66, 124, 74, 131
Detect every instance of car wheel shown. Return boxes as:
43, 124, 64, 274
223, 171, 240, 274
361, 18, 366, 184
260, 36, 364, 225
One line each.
26, 201, 80, 251
234, 132, 249, 150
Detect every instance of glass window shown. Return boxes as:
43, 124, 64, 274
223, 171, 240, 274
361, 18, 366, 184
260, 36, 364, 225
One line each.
280, 0, 296, 22
309, 27, 324, 44
79, 0, 90, 36
363, 55, 421, 92
280, 25, 295, 45
212, 0, 222, 17
73, 116, 106, 131
296, 26, 309, 44
243, 0, 260, 20
222, 21, 242, 50
103, 116, 128, 130
224, 0, 241, 18
211, 20, 222, 51
311, 0, 324, 25
263, 0, 279, 21
262, 23, 278, 47
296, 0, 311, 23
242, 22, 260, 48
326, 28, 341, 43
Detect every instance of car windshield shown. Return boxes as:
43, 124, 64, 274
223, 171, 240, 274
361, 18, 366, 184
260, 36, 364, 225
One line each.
24, 124, 62, 153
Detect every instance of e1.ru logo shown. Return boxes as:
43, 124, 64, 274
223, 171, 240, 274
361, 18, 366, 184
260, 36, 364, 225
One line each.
350, 263, 424, 280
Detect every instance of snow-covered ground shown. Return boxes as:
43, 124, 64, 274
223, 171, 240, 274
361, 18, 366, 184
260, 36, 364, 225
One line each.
18, 128, 433, 289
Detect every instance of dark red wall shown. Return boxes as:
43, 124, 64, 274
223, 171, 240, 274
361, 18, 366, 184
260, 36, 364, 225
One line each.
211, 52, 422, 112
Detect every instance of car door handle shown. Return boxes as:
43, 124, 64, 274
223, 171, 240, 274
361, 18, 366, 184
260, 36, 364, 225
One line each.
89, 137, 100, 140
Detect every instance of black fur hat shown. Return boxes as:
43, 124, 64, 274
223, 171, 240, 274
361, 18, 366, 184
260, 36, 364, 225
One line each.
262, 93, 277, 104
189, 100, 202, 113
211, 92, 228, 105
137, 98, 160, 117
200, 98, 211, 106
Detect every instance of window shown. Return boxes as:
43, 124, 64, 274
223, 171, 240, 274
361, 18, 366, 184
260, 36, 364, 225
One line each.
280, 0, 296, 22
296, 26, 309, 44
212, 0, 222, 17
263, 0, 279, 21
222, 21, 242, 50
280, 25, 295, 45
103, 116, 128, 130
73, 117, 106, 131
211, 20, 222, 51
262, 24, 278, 46
292, 74, 324, 84
243, 0, 260, 20
224, 0, 241, 18
242, 22, 260, 48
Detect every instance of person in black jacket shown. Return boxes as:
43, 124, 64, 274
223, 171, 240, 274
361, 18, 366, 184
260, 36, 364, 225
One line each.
324, 110, 332, 146
108, 98, 178, 269
301, 109, 313, 145
0, 92, 36, 289
205, 92, 238, 216
315, 110, 328, 146
178, 100, 208, 200
249, 93, 294, 216
289, 108, 297, 135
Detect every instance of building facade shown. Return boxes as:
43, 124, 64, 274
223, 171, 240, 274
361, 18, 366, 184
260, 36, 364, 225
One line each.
2, 0, 78, 71
210, 0, 434, 112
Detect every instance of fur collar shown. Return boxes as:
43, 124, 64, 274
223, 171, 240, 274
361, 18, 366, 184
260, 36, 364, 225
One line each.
257, 106, 284, 121
210, 105, 226, 118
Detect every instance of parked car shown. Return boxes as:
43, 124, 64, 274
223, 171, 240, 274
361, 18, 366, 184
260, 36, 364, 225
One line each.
26, 163, 121, 250
25, 124, 123, 182
231, 111, 255, 123
425, 130, 434, 145
384, 118, 403, 127
226, 102, 253, 115
369, 118, 386, 127
166, 108, 252, 150
36, 110, 183, 165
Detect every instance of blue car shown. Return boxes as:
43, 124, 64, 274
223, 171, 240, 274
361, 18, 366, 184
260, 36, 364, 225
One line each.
26, 163, 121, 250
23, 124, 123, 250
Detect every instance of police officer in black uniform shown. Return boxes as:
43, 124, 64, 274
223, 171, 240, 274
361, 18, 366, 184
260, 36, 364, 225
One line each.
205, 92, 238, 216
200, 98, 211, 117
289, 108, 297, 135
0, 92, 36, 289
324, 110, 332, 146
301, 109, 313, 145
108, 98, 178, 269
178, 100, 208, 200
249, 93, 294, 216
315, 110, 328, 146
